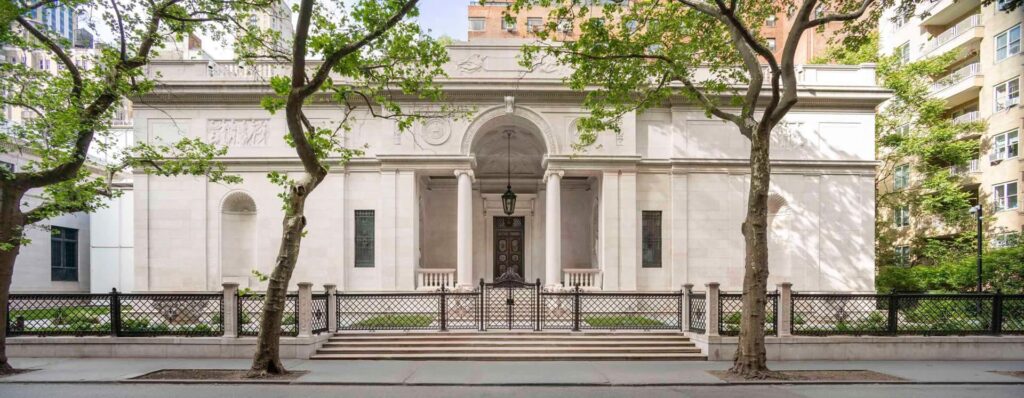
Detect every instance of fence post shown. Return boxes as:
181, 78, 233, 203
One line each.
572, 284, 581, 331
706, 282, 720, 337
297, 282, 313, 338
682, 284, 693, 332
110, 288, 121, 337
440, 286, 448, 332
992, 290, 1003, 335
777, 282, 792, 337
887, 289, 898, 335
535, 278, 541, 331
478, 278, 485, 331
222, 283, 239, 338
324, 284, 337, 334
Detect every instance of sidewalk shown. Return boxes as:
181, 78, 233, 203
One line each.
2, 358, 1023, 385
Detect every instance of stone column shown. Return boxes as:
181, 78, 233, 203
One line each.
777, 282, 793, 337
544, 169, 563, 289
682, 283, 693, 332
297, 282, 313, 338
706, 282, 720, 337
455, 169, 475, 288
222, 282, 239, 338
324, 284, 337, 333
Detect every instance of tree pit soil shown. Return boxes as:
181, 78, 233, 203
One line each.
709, 369, 905, 383
132, 369, 307, 381
991, 371, 1024, 379
0, 369, 37, 378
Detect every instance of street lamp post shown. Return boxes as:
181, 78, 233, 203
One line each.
969, 205, 983, 292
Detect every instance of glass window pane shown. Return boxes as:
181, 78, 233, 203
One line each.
354, 210, 375, 267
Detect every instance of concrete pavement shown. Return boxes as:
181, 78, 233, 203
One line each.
1, 383, 1024, 398
1, 358, 1023, 385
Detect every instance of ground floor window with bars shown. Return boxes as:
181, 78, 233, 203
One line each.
355, 210, 374, 267
50, 226, 78, 281
641, 211, 662, 268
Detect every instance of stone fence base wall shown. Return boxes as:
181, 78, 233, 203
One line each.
689, 334, 1024, 361
8, 335, 331, 359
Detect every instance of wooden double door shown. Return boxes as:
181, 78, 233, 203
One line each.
493, 216, 525, 279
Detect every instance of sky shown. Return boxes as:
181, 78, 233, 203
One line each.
87, 0, 471, 59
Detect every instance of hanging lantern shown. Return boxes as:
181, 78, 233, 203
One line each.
502, 129, 516, 216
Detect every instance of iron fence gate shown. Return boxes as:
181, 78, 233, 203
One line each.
483, 271, 540, 330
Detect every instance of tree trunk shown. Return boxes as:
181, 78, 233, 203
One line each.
729, 124, 772, 378
0, 188, 26, 374
247, 183, 312, 377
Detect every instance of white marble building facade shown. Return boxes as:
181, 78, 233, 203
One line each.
133, 41, 885, 293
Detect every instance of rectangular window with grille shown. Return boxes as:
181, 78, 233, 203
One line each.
894, 205, 910, 227
894, 163, 910, 190
354, 210, 374, 267
994, 181, 1019, 211
642, 211, 662, 268
894, 245, 910, 267
50, 226, 78, 281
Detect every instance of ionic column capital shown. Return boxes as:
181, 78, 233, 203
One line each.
454, 169, 475, 182
543, 169, 564, 183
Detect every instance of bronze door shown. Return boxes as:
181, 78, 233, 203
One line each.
493, 216, 525, 279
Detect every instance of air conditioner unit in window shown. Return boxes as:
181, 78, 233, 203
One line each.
990, 151, 1004, 165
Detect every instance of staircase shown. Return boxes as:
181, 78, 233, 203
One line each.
310, 332, 706, 360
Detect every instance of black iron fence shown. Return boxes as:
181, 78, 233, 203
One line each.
688, 292, 707, 334
334, 284, 683, 331
791, 292, 1024, 336
7, 290, 223, 337
238, 293, 299, 336
719, 292, 778, 336
311, 293, 329, 334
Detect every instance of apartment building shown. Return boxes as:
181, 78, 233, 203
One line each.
467, 1, 841, 64
879, 0, 1023, 260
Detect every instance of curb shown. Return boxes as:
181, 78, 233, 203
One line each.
2, 380, 1024, 387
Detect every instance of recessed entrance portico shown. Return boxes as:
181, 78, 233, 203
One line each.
416, 107, 600, 291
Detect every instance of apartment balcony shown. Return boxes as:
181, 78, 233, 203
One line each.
920, 0, 981, 27
950, 159, 981, 186
930, 62, 982, 107
921, 14, 983, 59
952, 110, 980, 124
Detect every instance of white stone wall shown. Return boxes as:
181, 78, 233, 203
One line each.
133, 47, 882, 293
3, 152, 92, 293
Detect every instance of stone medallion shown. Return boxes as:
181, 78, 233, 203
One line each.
420, 119, 451, 146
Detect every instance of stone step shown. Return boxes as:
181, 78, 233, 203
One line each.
331, 331, 688, 337
316, 346, 703, 355
327, 335, 692, 342
309, 352, 707, 361
321, 340, 695, 348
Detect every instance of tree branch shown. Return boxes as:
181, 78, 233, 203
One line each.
806, 0, 874, 29
14, 16, 82, 99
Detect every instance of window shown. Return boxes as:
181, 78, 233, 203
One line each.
997, 0, 1015, 11
894, 246, 910, 266
992, 129, 1019, 161
993, 232, 1020, 248
994, 181, 1019, 211
894, 164, 910, 190
894, 206, 910, 227
895, 123, 911, 136
625, 19, 638, 33
995, 24, 1021, 62
995, 77, 1020, 111
0, 161, 13, 173
641, 211, 662, 268
767, 38, 777, 51
526, 17, 543, 32
50, 227, 78, 281
354, 210, 375, 267
501, 17, 516, 32
896, 42, 910, 64
765, 15, 776, 28
814, 4, 826, 19
468, 18, 485, 32
557, 18, 573, 34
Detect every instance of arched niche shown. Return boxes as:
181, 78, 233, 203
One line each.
221, 191, 257, 286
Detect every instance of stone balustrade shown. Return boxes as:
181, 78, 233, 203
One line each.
562, 268, 602, 290
416, 268, 457, 291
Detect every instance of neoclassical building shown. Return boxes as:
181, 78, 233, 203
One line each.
133, 40, 885, 293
